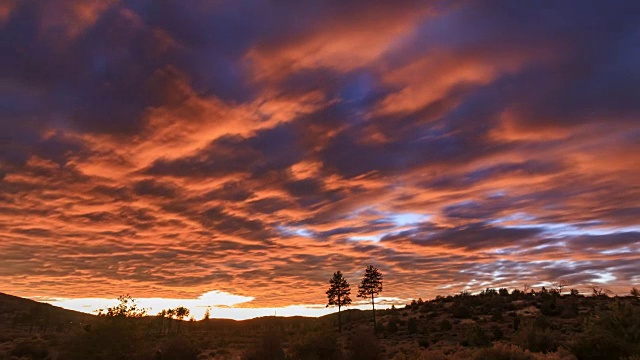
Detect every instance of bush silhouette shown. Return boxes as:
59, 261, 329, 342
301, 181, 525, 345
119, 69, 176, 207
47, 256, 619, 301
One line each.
440, 319, 453, 331
242, 331, 286, 360
10, 338, 49, 360
386, 318, 398, 333
463, 324, 491, 347
452, 303, 472, 318
157, 336, 199, 360
349, 331, 382, 360
513, 321, 557, 353
571, 301, 640, 359
407, 317, 418, 334
290, 331, 343, 360
63, 316, 146, 360
474, 343, 536, 360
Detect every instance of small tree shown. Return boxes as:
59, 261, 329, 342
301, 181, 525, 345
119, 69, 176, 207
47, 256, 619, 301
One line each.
358, 265, 383, 331
631, 287, 640, 298
326, 270, 352, 332
158, 309, 168, 334
174, 306, 190, 333
96, 295, 147, 318
551, 280, 568, 295
167, 308, 176, 332
202, 307, 211, 320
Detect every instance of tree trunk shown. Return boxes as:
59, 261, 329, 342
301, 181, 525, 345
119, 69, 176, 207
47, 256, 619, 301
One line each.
371, 293, 376, 332
338, 304, 342, 332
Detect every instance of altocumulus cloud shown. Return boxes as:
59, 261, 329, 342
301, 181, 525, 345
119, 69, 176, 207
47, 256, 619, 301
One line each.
1, 0, 639, 316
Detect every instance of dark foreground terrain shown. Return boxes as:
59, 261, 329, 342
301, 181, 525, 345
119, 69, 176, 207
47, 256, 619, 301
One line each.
1, 289, 639, 360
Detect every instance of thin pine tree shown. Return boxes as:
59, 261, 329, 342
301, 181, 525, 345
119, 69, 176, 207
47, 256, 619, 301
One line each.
357, 265, 383, 331
326, 270, 352, 332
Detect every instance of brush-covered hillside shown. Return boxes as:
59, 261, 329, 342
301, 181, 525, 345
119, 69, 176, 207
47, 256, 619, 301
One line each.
1, 289, 639, 360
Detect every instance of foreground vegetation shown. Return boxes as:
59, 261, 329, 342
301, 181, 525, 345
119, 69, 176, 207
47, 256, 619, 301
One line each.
1, 288, 639, 360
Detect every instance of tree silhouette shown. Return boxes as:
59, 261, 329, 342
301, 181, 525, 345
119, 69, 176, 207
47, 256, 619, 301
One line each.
96, 294, 147, 318
326, 270, 352, 332
157, 309, 168, 334
175, 306, 190, 333
357, 265, 383, 331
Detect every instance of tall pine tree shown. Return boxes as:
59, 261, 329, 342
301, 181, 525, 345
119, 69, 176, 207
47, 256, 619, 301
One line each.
358, 265, 383, 331
326, 270, 352, 332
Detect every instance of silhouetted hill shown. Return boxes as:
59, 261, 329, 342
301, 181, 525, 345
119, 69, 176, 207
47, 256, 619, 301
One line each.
0, 292, 91, 319
1, 291, 639, 359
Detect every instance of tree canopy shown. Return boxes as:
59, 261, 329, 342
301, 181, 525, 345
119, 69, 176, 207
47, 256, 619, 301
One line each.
357, 265, 383, 300
97, 294, 147, 318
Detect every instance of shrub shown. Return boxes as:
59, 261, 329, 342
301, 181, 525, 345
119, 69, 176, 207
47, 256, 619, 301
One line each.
571, 330, 628, 360
512, 322, 558, 353
474, 343, 535, 360
440, 319, 453, 331
452, 303, 472, 318
242, 331, 286, 360
290, 331, 342, 360
491, 325, 504, 340
10, 338, 49, 360
513, 316, 521, 331
407, 317, 418, 334
387, 319, 398, 334
465, 324, 491, 348
540, 297, 563, 316
158, 336, 199, 360
571, 301, 640, 359
349, 332, 382, 360
491, 310, 504, 322
62, 317, 146, 360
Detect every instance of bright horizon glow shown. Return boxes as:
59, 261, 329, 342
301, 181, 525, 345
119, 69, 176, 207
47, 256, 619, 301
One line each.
34, 291, 400, 320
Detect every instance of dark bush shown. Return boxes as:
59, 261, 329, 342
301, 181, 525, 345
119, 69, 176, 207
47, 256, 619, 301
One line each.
512, 322, 557, 353
11, 338, 49, 360
464, 324, 491, 347
440, 319, 452, 331
158, 336, 199, 360
62, 317, 146, 360
571, 330, 629, 360
386, 319, 398, 334
242, 331, 286, 360
290, 331, 342, 360
491, 325, 504, 340
349, 332, 382, 360
540, 297, 563, 316
474, 343, 535, 360
571, 301, 640, 359
512, 316, 521, 331
407, 317, 418, 334
452, 303, 472, 318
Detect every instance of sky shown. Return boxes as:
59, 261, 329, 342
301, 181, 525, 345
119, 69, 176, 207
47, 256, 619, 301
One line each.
1, 0, 639, 319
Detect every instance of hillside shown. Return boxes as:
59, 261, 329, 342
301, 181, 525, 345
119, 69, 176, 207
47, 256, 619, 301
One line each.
0, 291, 639, 359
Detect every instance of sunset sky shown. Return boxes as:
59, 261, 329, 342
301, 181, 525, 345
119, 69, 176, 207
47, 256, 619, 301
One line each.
2, 0, 639, 319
